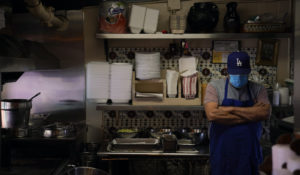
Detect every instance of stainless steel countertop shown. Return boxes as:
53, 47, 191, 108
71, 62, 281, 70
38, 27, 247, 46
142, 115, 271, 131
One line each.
98, 146, 210, 157
98, 151, 208, 157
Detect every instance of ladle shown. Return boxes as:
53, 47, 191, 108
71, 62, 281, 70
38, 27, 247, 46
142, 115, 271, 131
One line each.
28, 92, 41, 101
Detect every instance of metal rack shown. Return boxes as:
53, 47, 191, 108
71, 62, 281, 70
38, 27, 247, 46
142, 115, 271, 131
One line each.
96, 33, 292, 40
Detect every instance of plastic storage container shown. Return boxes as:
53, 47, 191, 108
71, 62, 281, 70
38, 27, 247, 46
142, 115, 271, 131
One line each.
99, 0, 128, 33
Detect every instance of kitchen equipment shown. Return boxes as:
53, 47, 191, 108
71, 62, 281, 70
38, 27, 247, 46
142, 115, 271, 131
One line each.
1, 92, 41, 129
109, 138, 159, 152
14, 127, 29, 138
166, 70, 179, 98
162, 134, 177, 153
178, 56, 197, 74
143, 8, 159, 34
28, 113, 50, 129
129, 5, 146, 34
99, 0, 127, 34
135, 52, 161, 80
181, 72, 198, 99
56, 125, 75, 138
273, 90, 280, 106
173, 128, 190, 140
224, 2, 240, 33
193, 127, 209, 146
28, 92, 41, 101
80, 152, 98, 167
279, 87, 289, 105
86, 62, 110, 103
42, 127, 55, 138
85, 142, 100, 153
170, 15, 186, 34
110, 63, 133, 103
117, 128, 138, 138
186, 2, 219, 33
177, 139, 195, 151
1, 100, 31, 129
68, 166, 109, 175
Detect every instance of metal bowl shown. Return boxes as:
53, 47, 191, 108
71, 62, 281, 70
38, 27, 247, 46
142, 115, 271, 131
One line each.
116, 128, 138, 138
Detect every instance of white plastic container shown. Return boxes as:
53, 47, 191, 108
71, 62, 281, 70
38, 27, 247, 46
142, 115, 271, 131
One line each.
143, 8, 159, 34
273, 90, 280, 106
129, 5, 146, 34
278, 87, 289, 105
166, 70, 179, 98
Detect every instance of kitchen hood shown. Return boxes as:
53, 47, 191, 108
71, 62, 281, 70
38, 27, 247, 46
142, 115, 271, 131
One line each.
0, 34, 60, 72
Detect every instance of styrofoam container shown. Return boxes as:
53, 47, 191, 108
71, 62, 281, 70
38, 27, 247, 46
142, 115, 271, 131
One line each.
129, 5, 146, 34
143, 8, 159, 34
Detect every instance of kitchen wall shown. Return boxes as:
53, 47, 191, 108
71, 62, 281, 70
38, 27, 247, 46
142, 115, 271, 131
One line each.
294, 0, 300, 133
1, 11, 85, 123
83, 0, 294, 141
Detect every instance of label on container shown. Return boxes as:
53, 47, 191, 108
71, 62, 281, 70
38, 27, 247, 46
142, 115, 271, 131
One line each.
99, 1, 127, 33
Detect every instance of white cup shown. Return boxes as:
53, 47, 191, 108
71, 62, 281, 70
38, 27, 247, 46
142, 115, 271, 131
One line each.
278, 87, 289, 105
166, 70, 179, 98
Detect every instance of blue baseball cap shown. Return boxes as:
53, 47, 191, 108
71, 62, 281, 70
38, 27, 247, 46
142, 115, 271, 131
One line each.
227, 51, 251, 75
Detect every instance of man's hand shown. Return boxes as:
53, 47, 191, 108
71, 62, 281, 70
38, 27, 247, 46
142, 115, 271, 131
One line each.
218, 106, 234, 113
205, 102, 249, 125
230, 102, 271, 122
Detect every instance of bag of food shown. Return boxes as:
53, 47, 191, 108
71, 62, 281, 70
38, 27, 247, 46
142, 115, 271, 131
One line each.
99, 1, 127, 33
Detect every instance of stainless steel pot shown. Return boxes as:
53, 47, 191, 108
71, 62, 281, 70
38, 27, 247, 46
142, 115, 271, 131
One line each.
1, 99, 32, 128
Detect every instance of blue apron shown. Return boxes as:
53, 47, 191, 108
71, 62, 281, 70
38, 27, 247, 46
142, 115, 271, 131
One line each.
210, 78, 263, 175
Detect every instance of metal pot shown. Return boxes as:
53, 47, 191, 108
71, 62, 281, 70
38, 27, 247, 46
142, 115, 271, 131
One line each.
1, 99, 32, 128
68, 167, 109, 175
28, 113, 50, 129
42, 127, 56, 138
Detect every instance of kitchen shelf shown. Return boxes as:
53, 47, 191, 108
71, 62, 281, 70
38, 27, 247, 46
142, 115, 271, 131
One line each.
96, 104, 204, 111
96, 33, 292, 39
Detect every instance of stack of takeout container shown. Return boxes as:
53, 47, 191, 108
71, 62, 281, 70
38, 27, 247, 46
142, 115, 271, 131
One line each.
110, 63, 133, 103
86, 62, 110, 103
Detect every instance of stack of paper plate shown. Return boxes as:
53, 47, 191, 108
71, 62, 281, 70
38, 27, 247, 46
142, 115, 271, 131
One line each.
110, 63, 133, 103
135, 52, 161, 80
86, 62, 110, 103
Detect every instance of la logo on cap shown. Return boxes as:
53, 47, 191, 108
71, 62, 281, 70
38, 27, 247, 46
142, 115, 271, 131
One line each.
236, 58, 242, 67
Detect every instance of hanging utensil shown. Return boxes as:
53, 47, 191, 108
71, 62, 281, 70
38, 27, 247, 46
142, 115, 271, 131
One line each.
28, 92, 41, 101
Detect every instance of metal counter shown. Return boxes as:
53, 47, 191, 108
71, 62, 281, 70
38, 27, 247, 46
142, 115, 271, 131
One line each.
98, 146, 209, 159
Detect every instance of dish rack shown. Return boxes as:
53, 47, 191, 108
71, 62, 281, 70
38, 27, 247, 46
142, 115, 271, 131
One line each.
132, 71, 202, 106
242, 23, 285, 33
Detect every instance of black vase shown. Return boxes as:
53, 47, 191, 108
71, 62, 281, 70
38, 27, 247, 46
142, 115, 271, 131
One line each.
187, 2, 219, 33
224, 2, 240, 33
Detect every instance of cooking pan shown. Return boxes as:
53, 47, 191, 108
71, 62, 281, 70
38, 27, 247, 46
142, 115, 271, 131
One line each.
1, 92, 41, 128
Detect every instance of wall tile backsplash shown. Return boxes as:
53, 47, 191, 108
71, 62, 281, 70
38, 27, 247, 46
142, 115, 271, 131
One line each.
108, 47, 277, 88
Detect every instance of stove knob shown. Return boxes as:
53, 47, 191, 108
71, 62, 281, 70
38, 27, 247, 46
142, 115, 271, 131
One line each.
127, 111, 136, 118
108, 111, 116, 118
164, 111, 173, 118
183, 111, 191, 118
146, 111, 154, 118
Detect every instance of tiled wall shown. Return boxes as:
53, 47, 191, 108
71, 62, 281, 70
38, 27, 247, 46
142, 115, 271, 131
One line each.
108, 47, 277, 88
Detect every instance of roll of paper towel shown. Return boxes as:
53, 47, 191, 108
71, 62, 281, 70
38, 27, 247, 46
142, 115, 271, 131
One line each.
278, 87, 289, 105
287, 156, 300, 173
272, 144, 297, 172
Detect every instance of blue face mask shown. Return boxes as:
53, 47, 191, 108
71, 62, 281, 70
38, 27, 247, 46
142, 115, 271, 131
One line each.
229, 75, 248, 88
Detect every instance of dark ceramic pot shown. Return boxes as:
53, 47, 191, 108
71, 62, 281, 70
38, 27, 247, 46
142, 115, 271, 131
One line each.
187, 2, 219, 33
224, 2, 240, 33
